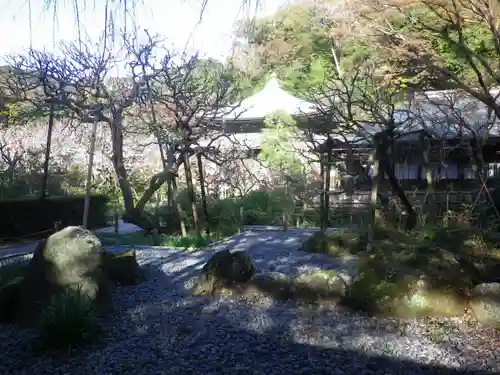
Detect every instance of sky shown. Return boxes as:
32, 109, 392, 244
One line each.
0, 0, 286, 73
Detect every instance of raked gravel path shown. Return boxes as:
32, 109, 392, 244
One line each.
1, 229, 499, 375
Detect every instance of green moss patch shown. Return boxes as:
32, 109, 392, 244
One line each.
215, 269, 348, 306
303, 231, 363, 257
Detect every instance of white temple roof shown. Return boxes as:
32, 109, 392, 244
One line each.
220, 73, 317, 121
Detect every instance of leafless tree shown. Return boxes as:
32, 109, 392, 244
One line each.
1, 32, 237, 230
408, 88, 500, 220
301, 60, 422, 232
122, 31, 241, 233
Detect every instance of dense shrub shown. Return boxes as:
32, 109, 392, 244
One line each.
35, 287, 101, 352
476, 188, 500, 230
156, 190, 373, 235
207, 198, 241, 236
0, 195, 108, 240
241, 191, 289, 225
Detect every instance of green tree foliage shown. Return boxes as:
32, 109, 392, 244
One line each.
235, 3, 338, 94
233, 0, 498, 92
373, 4, 499, 89
259, 110, 306, 184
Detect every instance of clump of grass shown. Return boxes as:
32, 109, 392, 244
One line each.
34, 287, 101, 353
161, 234, 217, 249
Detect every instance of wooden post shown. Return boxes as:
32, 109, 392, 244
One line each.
172, 177, 187, 237
367, 134, 381, 253
325, 145, 332, 229
83, 120, 98, 229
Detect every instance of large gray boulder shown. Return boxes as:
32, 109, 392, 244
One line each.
16, 226, 112, 322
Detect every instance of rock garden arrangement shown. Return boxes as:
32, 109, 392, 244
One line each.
2, 224, 500, 374
190, 248, 349, 305
190, 223, 500, 329
0, 226, 144, 351
303, 225, 500, 327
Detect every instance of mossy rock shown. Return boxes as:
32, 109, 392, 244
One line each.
343, 252, 468, 317
191, 250, 255, 297
202, 250, 255, 282
303, 231, 361, 256
243, 270, 347, 304
303, 232, 328, 253
337, 225, 500, 318
191, 273, 221, 297
246, 272, 296, 301
293, 269, 347, 303
103, 250, 144, 286
16, 227, 112, 323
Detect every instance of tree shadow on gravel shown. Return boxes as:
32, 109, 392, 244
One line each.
2, 257, 497, 375
3, 230, 498, 375
120, 294, 498, 375
110, 228, 353, 314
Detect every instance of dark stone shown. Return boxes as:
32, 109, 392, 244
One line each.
191, 250, 255, 296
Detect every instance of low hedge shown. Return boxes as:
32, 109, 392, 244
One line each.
0, 195, 109, 240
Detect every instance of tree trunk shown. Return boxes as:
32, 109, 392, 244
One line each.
183, 153, 200, 236
40, 100, 55, 199
381, 160, 417, 230
196, 153, 210, 236
82, 120, 98, 229
319, 154, 326, 231
154, 134, 174, 209
470, 138, 486, 190
283, 177, 289, 231
172, 176, 187, 237
420, 132, 435, 222
367, 136, 382, 253
167, 179, 173, 208
324, 149, 332, 230
110, 116, 135, 212
378, 131, 417, 231
110, 114, 166, 231
343, 146, 390, 210
107, 112, 189, 233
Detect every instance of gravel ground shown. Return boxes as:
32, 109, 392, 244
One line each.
1, 231, 499, 375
